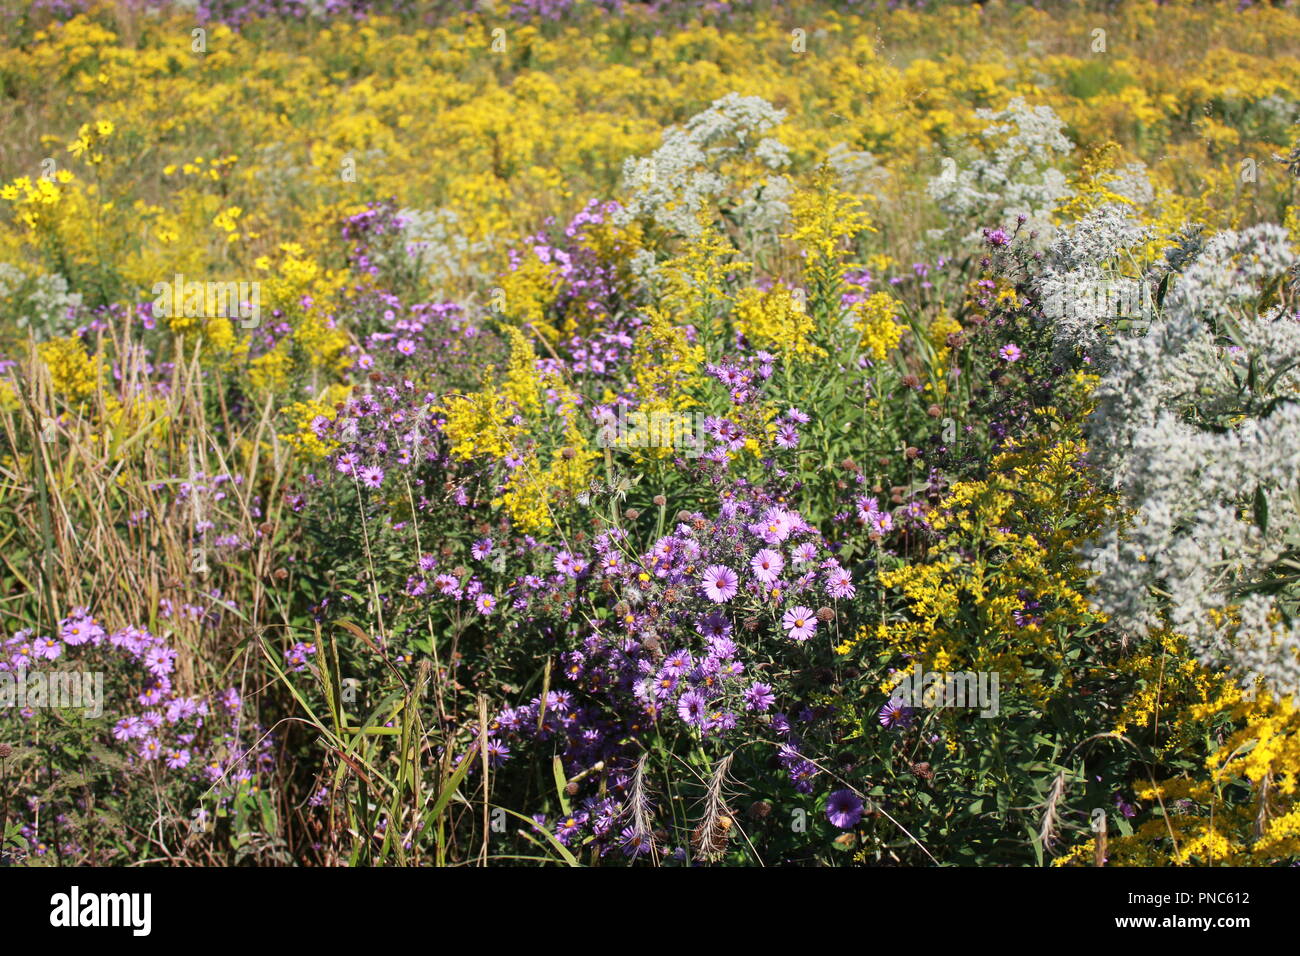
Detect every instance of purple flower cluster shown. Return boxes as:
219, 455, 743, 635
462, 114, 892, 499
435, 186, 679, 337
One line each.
2, 608, 271, 859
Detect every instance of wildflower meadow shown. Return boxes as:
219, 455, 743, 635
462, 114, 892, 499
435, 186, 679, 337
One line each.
1, 0, 1299, 888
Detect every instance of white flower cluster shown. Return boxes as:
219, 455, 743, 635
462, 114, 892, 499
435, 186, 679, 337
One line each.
1082, 223, 1300, 698
0, 263, 82, 338
928, 97, 1074, 241
615, 92, 792, 237
395, 207, 492, 296
825, 142, 889, 196
1032, 201, 1154, 365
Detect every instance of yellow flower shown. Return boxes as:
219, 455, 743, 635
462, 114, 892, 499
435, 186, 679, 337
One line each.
853, 291, 904, 362
733, 283, 823, 361
38, 336, 100, 401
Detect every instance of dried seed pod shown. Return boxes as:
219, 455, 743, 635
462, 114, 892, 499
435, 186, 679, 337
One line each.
816, 607, 834, 622
652, 495, 666, 507
926, 404, 942, 418
748, 800, 772, 820
691, 813, 733, 862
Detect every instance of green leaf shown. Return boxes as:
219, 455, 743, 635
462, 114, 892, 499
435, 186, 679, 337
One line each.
552, 755, 572, 816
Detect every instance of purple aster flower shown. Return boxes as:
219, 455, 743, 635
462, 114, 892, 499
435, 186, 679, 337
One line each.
879, 697, 915, 729
112, 716, 143, 741
621, 827, 654, 857
826, 789, 864, 829
677, 689, 708, 727
744, 682, 776, 712
486, 739, 510, 767
555, 812, 587, 846
475, 593, 497, 615
358, 465, 385, 489
702, 565, 739, 602
999, 343, 1022, 363
662, 650, 692, 676
696, 612, 732, 639
471, 538, 494, 560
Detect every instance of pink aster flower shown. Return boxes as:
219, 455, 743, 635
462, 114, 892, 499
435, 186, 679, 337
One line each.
999, 343, 1022, 363
781, 605, 817, 641
753, 507, 792, 544
701, 565, 739, 603
792, 541, 818, 564
140, 738, 163, 761
751, 549, 785, 584
826, 568, 856, 600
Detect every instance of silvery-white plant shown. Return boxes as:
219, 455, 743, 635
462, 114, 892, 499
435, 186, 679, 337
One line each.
1032, 199, 1155, 366
927, 97, 1074, 243
1080, 220, 1300, 699
394, 206, 492, 297
616, 92, 792, 237
825, 142, 889, 197
0, 262, 83, 339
